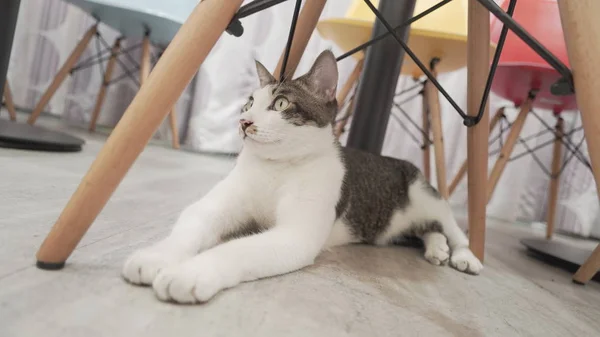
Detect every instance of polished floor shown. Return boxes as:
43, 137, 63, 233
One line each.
1, 113, 600, 337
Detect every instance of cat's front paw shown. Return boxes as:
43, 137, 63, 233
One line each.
449, 247, 483, 275
152, 258, 226, 304
122, 245, 189, 286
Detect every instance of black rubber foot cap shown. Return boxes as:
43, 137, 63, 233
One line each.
572, 279, 586, 285
36, 260, 65, 270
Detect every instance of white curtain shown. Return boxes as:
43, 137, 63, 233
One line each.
7, 0, 599, 237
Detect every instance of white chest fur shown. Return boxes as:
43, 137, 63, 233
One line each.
231, 145, 346, 230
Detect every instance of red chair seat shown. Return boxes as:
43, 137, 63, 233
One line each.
490, 0, 576, 113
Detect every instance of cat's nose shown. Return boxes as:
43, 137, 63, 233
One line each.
240, 119, 253, 131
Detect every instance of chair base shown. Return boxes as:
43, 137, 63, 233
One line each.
0, 119, 84, 152
36, 260, 66, 270
521, 237, 600, 283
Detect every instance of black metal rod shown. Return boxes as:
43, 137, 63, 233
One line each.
107, 64, 142, 85
508, 137, 555, 162
95, 36, 106, 80
97, 35, 140, 87
560, 135, 590, 173
73, 53, 111, 72
475, 0, 573, 88
471, 0, 516, 126
516, 138, 553, 177
394, 102, 430, 141
519, 128, 553, 143
489, 123, 511, 146
74, 45, 112, 71
391, 111, 425, 147
529, 110, 587, 162
336, 0, 452, 62
279, 0, 302, 82
393, 93, 421, 110
362, 0, 468, 121
72, 42, 142, 73
394, 80, 424, 97
236, 0, 290, 19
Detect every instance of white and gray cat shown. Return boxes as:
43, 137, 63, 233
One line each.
122, 50, 483, 304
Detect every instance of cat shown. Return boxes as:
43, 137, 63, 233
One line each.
122, 50, 483, 304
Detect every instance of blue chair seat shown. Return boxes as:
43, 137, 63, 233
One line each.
66, 0, 198, 47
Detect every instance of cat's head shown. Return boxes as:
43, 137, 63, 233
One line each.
239, 50, 339, 160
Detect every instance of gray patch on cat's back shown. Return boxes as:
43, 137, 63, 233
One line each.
336, 146, 425, 243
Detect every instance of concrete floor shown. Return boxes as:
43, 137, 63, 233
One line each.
1, 113, 600, 337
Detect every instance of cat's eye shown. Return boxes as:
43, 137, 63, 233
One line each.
242, 98, 254, 112
273, 97, 290, 111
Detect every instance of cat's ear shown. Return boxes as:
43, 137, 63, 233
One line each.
255, 60, 276, 87
303, 50, 338, 101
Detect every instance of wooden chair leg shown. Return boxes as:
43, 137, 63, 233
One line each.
558, 0, 600, 284
139, 35, 151, 83
334, 95, 356, 139
274, 0, 327, 79
168, 108, 180, 149
573, 245, 600, 284
27, 25, 97, 125
337, 59, 363, 106
334, 59, 363, 139
449, 107, 505, 196
3, 80, 16, 121
466, 0, 490, 261
140, 35, 180, 149
89, 38, 121, 132
487, 99, 532, 203
35, 0, 245, 269
422, 92, 431, 182
425, 69, 448, 198
546, 117, 564, 239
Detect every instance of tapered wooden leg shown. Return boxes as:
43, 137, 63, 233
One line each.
3, 81, 16, 121
466, 0, 490, 261
35, 0, 245, 269
546, 117, 564, 239
450, 107, 505, 195
168, 108, 180, 149
28, 25, 97, 125
140, 35, 180, 149
89, 38, 121, 132
487, 98, 532, 203
573, 245, 600, 284
139, 35, 151, 83
425, 70, 448, 198
274, 0, 327, 79
334, 96, 356, 139
334, 59, 363, 139
422, 92, 431, 182
558, 0, 600, 284
337, 59, 363, 106
449, 107, 505, 196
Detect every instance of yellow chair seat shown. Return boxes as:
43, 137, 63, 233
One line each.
317, 0, 496, 77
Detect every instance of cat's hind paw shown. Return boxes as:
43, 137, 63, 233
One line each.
122, 246, 188, 286
449, 247, 483, 275
424, 244, 450, 266
422, 232, 450, 266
